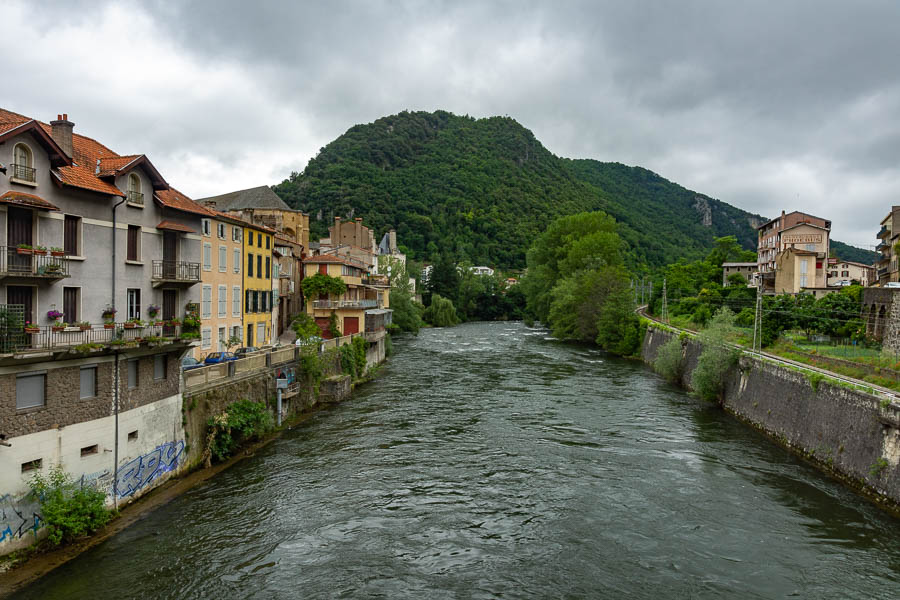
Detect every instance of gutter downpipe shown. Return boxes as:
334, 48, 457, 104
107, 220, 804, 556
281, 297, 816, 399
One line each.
111, 195, 126, 510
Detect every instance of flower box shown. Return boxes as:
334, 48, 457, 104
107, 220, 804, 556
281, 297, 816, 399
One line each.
33, 250, 47, 255
123, 323, 137, 329
51, 251, 65, 257
16, 248, 32, 255
24, 326, 40, 334
80, 325, 92, 331
103, 323, 116, 329
51, 326, 65, 332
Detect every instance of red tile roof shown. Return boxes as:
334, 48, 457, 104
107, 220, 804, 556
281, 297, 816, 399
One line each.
156, 188, 216, 216
156, 220, 196, 233
0, 191, 59, 211
97, 155, 141, 177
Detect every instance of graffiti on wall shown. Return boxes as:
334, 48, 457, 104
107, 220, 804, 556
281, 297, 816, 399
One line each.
1, 494, 42, 544
115, 440, 185, 498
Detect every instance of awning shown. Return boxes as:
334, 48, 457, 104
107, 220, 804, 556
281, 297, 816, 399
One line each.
0, 191, 59, 211
156, 220, 196, 233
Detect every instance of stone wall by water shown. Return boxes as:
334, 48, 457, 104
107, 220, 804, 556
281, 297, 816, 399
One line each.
642, 326, 900, 506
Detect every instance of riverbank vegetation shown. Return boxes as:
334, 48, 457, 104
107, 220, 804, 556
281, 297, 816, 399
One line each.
205, 399, 274, 464
521, 211, 643, 356
29, 466, 112, 546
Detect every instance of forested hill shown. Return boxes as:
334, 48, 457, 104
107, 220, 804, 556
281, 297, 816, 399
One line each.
273, 110, 875, 268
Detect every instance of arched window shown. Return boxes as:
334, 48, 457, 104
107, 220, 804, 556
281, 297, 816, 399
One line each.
127, 173, 143, 205
12, 143, 35, 182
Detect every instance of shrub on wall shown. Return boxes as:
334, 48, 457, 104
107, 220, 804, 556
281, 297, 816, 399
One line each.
29, 466, 112, 546
206, 399, 273, 463
691, 307, 740, 401
654, 335, 685, 383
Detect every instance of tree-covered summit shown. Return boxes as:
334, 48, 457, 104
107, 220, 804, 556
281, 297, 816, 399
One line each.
273, 110, 874, 268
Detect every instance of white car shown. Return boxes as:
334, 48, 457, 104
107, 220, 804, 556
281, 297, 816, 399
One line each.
884, 282, 900, 288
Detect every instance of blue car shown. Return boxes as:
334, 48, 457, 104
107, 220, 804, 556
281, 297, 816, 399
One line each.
181, 356, 204, 371
203, 352, 238, 365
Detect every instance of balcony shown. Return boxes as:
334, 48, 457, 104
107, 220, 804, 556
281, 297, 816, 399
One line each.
10, 163, 36, 183
127, 190, 144, 206
0, 247, 70, 281
151, 260, 201, 287
0, 321, 185, 355
878, 267, 890, 278
878, 226, 890, 239
877, 241, 890, 252
312, 299, 378, 310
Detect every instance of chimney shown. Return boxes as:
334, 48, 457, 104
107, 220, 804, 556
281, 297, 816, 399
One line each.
333, 216, 341, 243
389, 229, 397, 252
203, 200, 217, 209
50, 113, 74, 158
355, 217, 362, 246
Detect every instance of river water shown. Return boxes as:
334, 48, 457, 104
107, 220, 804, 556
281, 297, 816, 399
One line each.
13, 322, 900, 599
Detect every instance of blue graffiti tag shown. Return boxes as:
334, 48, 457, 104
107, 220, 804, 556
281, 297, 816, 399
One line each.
114, 440, 185, 498
0, 495, 42, 543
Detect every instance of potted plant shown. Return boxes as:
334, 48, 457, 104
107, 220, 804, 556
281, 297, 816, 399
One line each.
147, 304, 160, 319
47, 309, 64, 327
124, 318, 144, 329
166, 317, 182, 326
77, 321, 92, 331
102, 306, 117, 328
33, 245, 47, 255
52, 322, 68, 332
24, 321, 39, 334
44, 263, 62, 274
50, 246, 65, 257
16, 243, 32, 254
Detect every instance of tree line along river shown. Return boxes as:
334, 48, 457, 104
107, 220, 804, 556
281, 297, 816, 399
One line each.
12, 322, 900, 599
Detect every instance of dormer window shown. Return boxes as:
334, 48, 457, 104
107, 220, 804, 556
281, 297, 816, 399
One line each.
11, 143, 36, 183
127, 173, 143, 206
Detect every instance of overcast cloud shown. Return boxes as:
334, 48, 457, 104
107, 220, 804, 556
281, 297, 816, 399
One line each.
3, 0, 898, 248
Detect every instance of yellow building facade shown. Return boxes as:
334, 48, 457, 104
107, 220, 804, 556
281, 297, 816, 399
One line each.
302, 255, 389, 337
243, 223, 275, 347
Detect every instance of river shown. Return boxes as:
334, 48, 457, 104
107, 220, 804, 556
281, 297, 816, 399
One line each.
13, 322, 900, 599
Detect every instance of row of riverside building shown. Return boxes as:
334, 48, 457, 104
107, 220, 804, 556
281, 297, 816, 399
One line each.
722, 209, 875, 297
0, 107, 393, 553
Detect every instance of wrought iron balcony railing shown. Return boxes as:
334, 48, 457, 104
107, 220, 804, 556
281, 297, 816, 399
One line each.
152, 260, 201, 283
127, 190, 144, 205
10, 163, 36, 182
0, 247, 70, 279
0, 321, 184, 354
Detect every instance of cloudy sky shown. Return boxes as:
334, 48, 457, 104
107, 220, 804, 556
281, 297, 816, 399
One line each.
3, 0, 898, 248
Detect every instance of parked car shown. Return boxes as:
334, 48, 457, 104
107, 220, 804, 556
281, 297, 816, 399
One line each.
234, 346, 260, 358
203, 352, 237, 365
885, 282, 900, 288
181, 356, 204, 371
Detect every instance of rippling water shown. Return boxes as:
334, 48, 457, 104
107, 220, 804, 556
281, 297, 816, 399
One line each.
14, 322, 900, 599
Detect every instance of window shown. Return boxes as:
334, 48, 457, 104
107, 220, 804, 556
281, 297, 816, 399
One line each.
842, 270, 850, 277
127, 288, 141, 320
80, 444, 98, 457
218, 326, 226, 351
203, 243, 212, 271
234, 248, 241, 273
266, 236, 270, 249
127, 173, 143, 205
805, 243, 815, 251
127, 359, 139, 389
265, 257, 270, 279
217, 222, 226, 239
154, 354, 167, 380
218, 285, 227, 317
64, 215, 81, 256
201, 327, 212, 349
319, 263, 327, 275
201, 285, 212, 318
12, 143, 35, 182
21, 459, 42, 473
80, 366, 96, 399
247, 253, 254, 277
232, 227, 241, 242
233, 286, 241, 316
201, 219, 211, 236
63, 287, 79, 324
232, 325, 241, 342
16, 372, 45, 409
128, 430, 139, 442
219, 245, 227, 272
257, 322, 266, 345
127, 225, 140, 261
257, 232, 262, 247
257, 255, 262, 278
247, 323, 254, 345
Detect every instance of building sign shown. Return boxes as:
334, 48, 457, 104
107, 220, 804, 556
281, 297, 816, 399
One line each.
782, 234, 822, 244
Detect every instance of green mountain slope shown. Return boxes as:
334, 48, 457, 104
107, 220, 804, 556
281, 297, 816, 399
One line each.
273, 110, 874, 268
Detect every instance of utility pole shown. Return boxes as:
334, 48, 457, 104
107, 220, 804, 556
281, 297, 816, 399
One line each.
752, 282, 762, 353
662, 278, 669, 323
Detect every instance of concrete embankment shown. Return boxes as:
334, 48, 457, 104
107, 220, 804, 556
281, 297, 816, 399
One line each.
642, 326, 900, 508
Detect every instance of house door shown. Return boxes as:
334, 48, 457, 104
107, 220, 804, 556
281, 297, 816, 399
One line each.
7, 207, 33, 273
218, 326, 226, 351
162, 232, 177, 278
315, 317, 331, 338
343, 316, 359, 335
247, 323, 254, 346
7, 286, 34, 326
163, 289, 176, 336
63, 288, 78, 324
